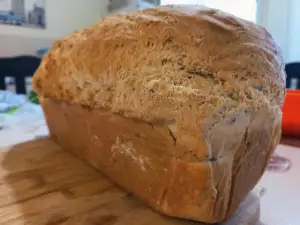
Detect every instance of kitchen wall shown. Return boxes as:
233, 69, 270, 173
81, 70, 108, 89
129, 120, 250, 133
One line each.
0, 0, 109, 57
108, 0, 154, 14
287, 0, 300, 62
1, 0, 299, 62
258, 0, 300, 62
108, 0, 137, 14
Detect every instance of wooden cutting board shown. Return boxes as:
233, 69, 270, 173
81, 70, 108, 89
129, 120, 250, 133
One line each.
0, 138, 260, 225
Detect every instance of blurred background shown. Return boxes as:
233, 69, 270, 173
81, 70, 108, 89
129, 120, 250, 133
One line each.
0, 0, 298, 62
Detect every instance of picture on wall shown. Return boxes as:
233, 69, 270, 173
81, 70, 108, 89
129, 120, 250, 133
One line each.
0, 0, 45, 29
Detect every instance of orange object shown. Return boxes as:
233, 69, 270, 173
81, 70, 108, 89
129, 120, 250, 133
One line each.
282, 89, 300, 136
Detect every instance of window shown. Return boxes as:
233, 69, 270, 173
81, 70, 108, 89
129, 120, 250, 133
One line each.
160, 0, 257, 22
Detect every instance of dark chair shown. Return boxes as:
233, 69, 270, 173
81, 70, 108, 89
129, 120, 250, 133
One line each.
0, 55, 41, 94
285, 62, 300, 89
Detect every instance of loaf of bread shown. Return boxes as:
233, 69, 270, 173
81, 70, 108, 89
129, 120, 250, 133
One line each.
33, 5, 285, 223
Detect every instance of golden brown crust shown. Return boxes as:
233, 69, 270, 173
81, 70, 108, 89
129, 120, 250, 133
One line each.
33, 5, 285, 118
34, 5, 285, 223
41, 97, 281, 223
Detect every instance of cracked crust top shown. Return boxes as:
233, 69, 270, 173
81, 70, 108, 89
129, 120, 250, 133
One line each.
33, 5, 285, 130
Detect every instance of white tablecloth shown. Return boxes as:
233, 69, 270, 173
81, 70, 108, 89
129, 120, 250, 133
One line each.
0, 91, 48, 147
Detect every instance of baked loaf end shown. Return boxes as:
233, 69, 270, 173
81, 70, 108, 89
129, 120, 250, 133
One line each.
33, 5, 285, 223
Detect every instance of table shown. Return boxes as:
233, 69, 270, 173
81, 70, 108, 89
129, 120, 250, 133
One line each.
0, 137, 299, 225
0, 138, 261, 225
0, 94, 299, 224
257, 141, 300, 225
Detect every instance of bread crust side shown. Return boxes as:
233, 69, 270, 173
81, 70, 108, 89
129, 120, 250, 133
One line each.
41, 97, 281, 223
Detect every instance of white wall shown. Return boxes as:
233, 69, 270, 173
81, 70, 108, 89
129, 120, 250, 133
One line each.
0, 34, 53, 57
1, 0, 299, 62
109, 0, 137, 14
0, 0, 109, 56
161, 0, 257, 22
257, 0, 300, 62
0, 0, 108, 39
287, 0, 300, 62
257, 0, 290, 61
109, 0, 154, 14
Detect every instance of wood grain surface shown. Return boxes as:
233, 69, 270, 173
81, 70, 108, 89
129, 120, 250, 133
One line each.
0, 139, 260, 225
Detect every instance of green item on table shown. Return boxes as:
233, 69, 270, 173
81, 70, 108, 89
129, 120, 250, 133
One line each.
28, 91, 39, 104
7, 106, 20, 114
